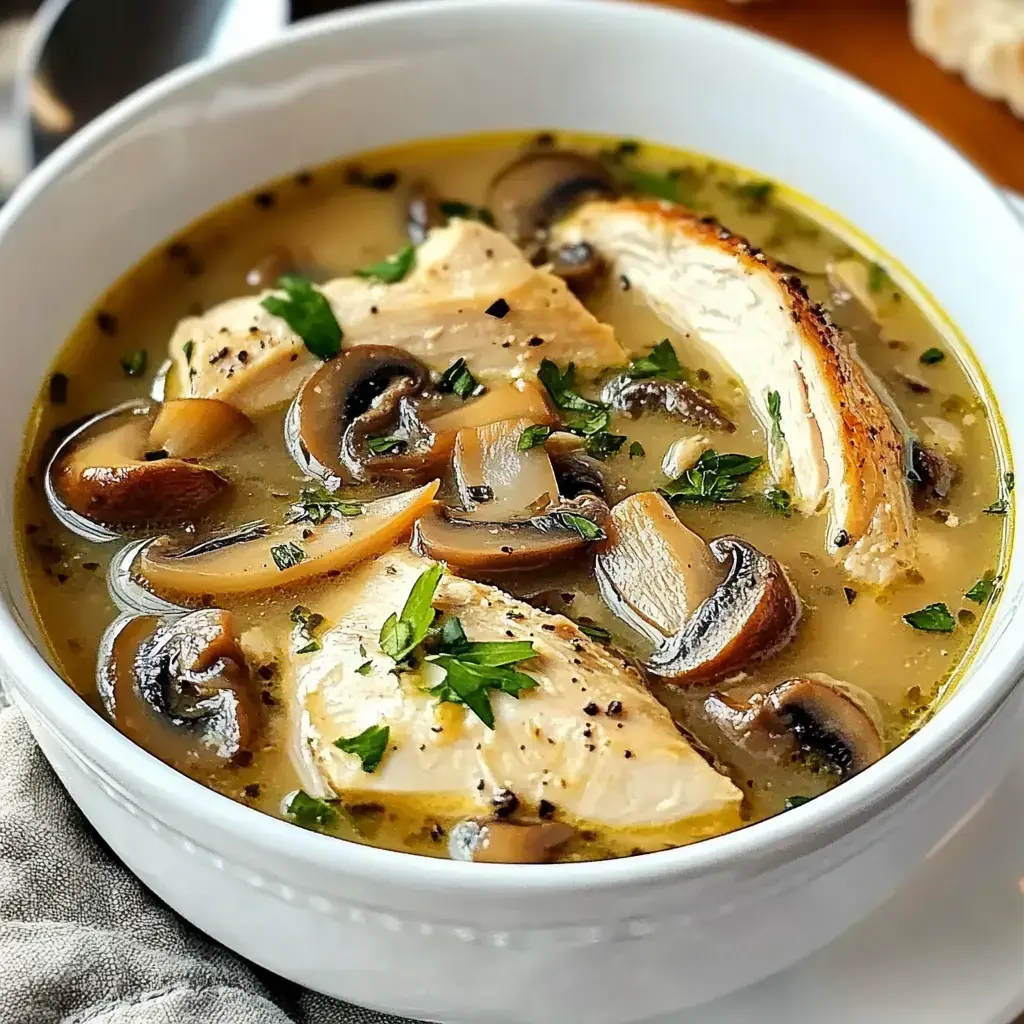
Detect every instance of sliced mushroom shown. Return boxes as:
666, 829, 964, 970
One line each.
425, 379, 556, 437
141, 480, 439, 597
286, 345, 442, 485
551, 449, 627, 503
601, 377, 734, 433
662, 435, 710, 480
645, 535, 802, 684
704, 674, 884, 776
448, 817, 575, 864
487, 150, 618, 250
453, 417, 560, 518
405, 179, 445, 246
98, 609, 258, 774
148, 398, 251, 458
910, 441, 958, 507
46, 402, 228, 541
595, 492, 724, 642
548, 241, 605, 295
413, 493, 609, 572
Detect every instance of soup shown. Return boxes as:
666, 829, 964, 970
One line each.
16, 132, 1008, 863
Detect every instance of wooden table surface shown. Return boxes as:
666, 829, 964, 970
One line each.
654, 0, 1024, 194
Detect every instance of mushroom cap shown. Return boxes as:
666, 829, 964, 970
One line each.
646, 535, 802, 684
601, 376, 735, 433
448, 818, 575, 864
148, 398, 251, 459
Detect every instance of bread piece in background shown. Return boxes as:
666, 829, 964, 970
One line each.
911, 0, 1024, 118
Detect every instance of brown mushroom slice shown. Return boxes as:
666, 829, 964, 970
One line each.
405, 179, 445, 246
448, 818, 575, 864
97, 608, 258, 775
46, 403, 228, 540
595, 492, 723, 642
550, 449, 626, 503
148, 398, 251, 459
426, 379, 556, 436
453, 417, 560, 518
645, 535, 802, 684
286, 345, 443, 485
487, 150, 619, 249
413, 494, 608, 572
601, 377, 735, 433
141, 480, 439, 597
548, 241, 605, 295
704, 674, 884, 776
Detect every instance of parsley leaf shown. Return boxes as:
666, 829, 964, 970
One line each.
784, 795, 813, 811
286, 790, 338, 828
271, 541, 305, 571
577, 621, 611, 643
437, 617, 536, 666
557, 511, 606, 541
439, 200, 496, 227
736, 180, 774, 209
334, 724, 390, 773
764, 486, 791, 515
261, 274, 342, 359
438, 358, 485, 400
984, 498, 1009, 516
583, 431, 627, 460
182, 339, 195, 365
518, 424, 552, 450
867, 262, 890, 294
919, 347, 945, 366
767, 389, 784, 446
965, 570, 999, 604
660, 449, 764, 505
291, 605, 325, 654
290, 484, 362, 525
120, 349, 148, 377
537, 358, 610, 436
430, 656, 537, 729
626, 339, 684, 381
629, 440, 645, 459
379, 564, 443, 664
1007, 471, 1016, 493
903, 602, 956, 633
616, 165, 688, 203
355, 244, 415, 284
366, 435, 407, 455
355, 660, 374, 675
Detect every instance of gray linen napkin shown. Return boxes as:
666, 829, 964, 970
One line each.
0, 704, 406, 1024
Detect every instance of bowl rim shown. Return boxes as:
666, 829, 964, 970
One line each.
3, 0, 1024, 893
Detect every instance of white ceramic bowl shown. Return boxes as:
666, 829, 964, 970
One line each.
2, 2, 1023, 1021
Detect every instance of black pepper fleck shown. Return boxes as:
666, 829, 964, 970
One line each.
48, 373, 69, 405
243, 783, 261, 799
607, 700, 623, 716
492, 789, 519, 818
253, 191, 276, 210
95, 311, 118, 336
485, 298, 510, 319
583, 702, 600, 716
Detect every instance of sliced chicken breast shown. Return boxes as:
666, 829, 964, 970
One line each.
290, 549, 741, 852
166, 220, 624, 416
553, 200, 916, 587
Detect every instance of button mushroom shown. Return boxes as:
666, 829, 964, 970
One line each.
645, 535, 802, 684
601, 376, 734, 433
550, 449, 627, 503
448, 817, 575, 864
140, 480, 439, 597
405, 179, 445, 246
286, 345, 444, 485
148, 398, 251, 459
45, 402, 229, 541
704, 674, 885, 776
425, 379, 555, 437
486, 150, 619, 251
97, 609, 259, 774
548, 241, 606, 295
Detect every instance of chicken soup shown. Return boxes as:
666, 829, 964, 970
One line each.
16, 132, 1009, 863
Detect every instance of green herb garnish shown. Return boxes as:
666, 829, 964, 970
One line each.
120, 349, 148, 377
765, 487, 791, 515
518, 424, 552, 451
903, 602, 956, 633
438, 357, 485, 400
291, 484, 363, 525
334, 724, 391, 773
578, 622, 612, 643
737, 180, 774, 209
355, 660, 374, 675
784, 795, 813, 811
286, 790, 338, 828
261, 274, 342, 359
629, 440, 645, 459
660, 449, 764, 505
291, 605, 325, 653
366, 435, 407, 455
626, 339, 684, 381
867, 262, 890, 294
965, 570, 999, 604
557, 511, 606, 541
538, 358, 610, 435
919, 348, 945, 366
271, 541, 305, 571
439, 200, 496, 227
584, 431, 627, 460
355, 244, 415, 284
767, 389, 784, 446
616, 165, 689, 204
182, 339, 195, 365
379, 563, 443, 664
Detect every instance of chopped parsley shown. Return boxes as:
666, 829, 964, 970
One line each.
983, 472, 1015, 515
615, 164, 691, 204
577, 621, 612, 643
379, 563, 443, 664
286, 790, 338, 828
867, 262, 890, 294
182, 339, 195, 365
271, 541, 306, 571
767, 389, 784, 446
355, 660, 374, 675
965, 570, 999, 604
261, 274, 342, 360
291, 484, 362, 525
333, 724, 390, 773
903, 602, 956, 634
355, 244, 415, 284
557, 511, 606, 541
764, 486, 791, 515
438, 200, 496, 227
919, 347, 945, 366
736, 180, 774, 209
438, 357, 485, 399
518, 424, 553, 450
660, 449, 764, 505
784, 795, 813, 811
583, 431, 626, 460
537, 358, 611, 436
291, 605, 325, 654
625, 339, 684, 381
629, 440, 645, 459
366, 435, 407, 455
120, 349, 148, 377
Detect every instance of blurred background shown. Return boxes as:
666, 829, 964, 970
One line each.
0, 0, 1021, 196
